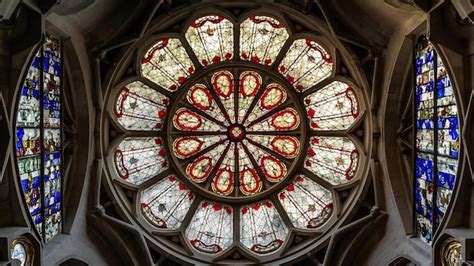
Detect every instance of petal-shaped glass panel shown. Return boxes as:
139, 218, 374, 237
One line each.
244, 83, 287, 125
114, 137, 168, 185
140, 176, 194, 229
243, 140, 287, 183
173, 108, 225, 131
304, 137, 359, 185
18, 156, 43, 233
247, 108, 300, 132
185, 141, 227, 183
240, 201, 288, 254
185, 15, 233, 66
240, 16, 289, 65
186, 84, 228, 125
141, 38, 195, 91
115, 81, 169, 131
17, 52, 41, 127
279, 39, 333, 92
211, 143, 235, 195
237, 143, 262, 195
186, 201, 233, 254
173, 135, 226, 159
304, 81, 360, 130
211, 70, 235, 123
278, 175, 333, 229
238, 71, 262, 123
247, 135, 300, 158
16, 128, 41, 157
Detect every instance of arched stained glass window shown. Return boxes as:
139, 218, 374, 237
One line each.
414, 36, 460, 244
15, 35, 62, 242
240, 16, 289, 65
102, 11, 369, 262
185, 15, 234, 66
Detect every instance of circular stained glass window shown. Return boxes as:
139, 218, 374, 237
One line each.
102, 10, 369, 263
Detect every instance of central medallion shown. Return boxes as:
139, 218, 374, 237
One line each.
169, 67, 304, 200
228, 124, 246, 141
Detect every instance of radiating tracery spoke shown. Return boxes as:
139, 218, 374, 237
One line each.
172, 68, 303, 198
211, 70, 235, 123
238, 71, 262, 123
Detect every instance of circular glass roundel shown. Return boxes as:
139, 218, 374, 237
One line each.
107, 12, 367, 260
169, 69, 303, 199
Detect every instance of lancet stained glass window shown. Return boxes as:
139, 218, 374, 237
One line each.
15, 35, 62, 241
107, 13, 367, 259
414, 36, 460, 244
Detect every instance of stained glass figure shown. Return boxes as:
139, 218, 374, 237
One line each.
15, 34, 63, 242
240, 201, 288, 254
185, 142, 227, 183
414, 37, 460, 244
140, 176, 194, 229
304, 137, 359, 185
185, 16, 233, 67
186, 201, 233, 253
279, 39, 333, 92
304, 81, 359, 130
240, 16, 289, 66
141, 38, 195, 91
115, 81, 169, 131
114, 137, 168, 185
278, 175, 333, 229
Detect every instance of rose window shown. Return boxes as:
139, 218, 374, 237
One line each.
103, 12, 368, 262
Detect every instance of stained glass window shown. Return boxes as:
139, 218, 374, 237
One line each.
304, 81, 360, 130
185, 16, 233, 66
240, 16, 289, 65
304, 137, 359, 185
114, 137, 168, 185
278, 175, 333, 229
115, 81, 169, 131
240, 201, 288, 254
113, 13, 366, 260
279, 39, 333, 92
414, 36, 460, 244
15, 35, 62, 242
141, 38, 194, 91
185, 201, 233, 254
140, 176, 194, 229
